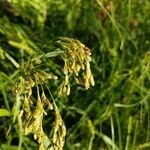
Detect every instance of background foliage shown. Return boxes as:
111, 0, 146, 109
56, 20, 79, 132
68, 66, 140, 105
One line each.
0, 0, 150, 149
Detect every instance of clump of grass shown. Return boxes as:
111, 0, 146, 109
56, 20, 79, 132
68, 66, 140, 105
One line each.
0, 0, 149, 150
0, 9, 94, 148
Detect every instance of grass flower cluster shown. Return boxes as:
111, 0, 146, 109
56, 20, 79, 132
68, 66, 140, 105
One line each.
0, 0, 149, 150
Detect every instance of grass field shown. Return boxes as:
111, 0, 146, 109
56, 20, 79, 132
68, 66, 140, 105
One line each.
0, 0, 150, 149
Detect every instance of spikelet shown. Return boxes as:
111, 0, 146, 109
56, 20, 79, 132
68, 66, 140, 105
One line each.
57, 37, 95, 95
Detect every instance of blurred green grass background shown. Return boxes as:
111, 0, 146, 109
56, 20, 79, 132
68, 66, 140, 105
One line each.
0, 0, 150, 149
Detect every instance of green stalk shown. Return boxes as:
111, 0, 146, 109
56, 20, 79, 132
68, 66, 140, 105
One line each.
125, 116, 132, 150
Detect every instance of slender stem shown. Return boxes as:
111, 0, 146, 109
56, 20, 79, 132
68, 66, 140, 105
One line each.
132, 120, 138, 149
115, 109, 122, 150
125, 117, 132, 150
110, 116, 115, 150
